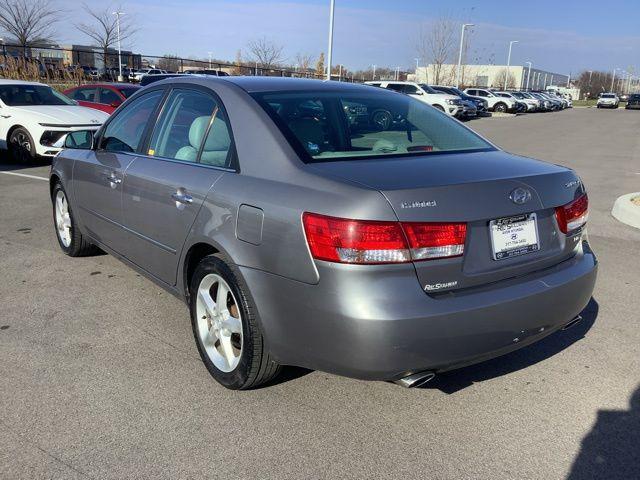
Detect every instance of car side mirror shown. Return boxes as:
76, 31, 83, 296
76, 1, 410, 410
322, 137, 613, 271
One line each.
110, 101, 122, 108
64, 130, 94, 150
414, 91, 424, 95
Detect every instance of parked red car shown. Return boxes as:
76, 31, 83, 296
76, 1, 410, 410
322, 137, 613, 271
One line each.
63, 83, 141, 114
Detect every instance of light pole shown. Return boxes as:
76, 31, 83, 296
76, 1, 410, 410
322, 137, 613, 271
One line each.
415, 57, 419, 74
112, 10, 125, 81
208, 51, 212, 69
372, 64, 376, 80
611, 68, 618, 92
326, 0, 335, 80
504, 40, 518, 90
455, 23, 474, 88
338, 64, 342, 81
525, 61, 532, 90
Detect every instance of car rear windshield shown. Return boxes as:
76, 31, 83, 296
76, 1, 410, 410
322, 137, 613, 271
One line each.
252, 89, 494, 162
0, 84, 74, 106
602, 94, 616, 98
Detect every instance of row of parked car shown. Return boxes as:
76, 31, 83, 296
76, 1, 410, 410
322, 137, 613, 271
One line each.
365, 81, 572, 120
63, 66, 229, 83
0, 75, 574, 165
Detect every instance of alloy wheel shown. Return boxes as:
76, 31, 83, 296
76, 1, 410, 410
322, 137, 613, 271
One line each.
54, 190, 72, 247
11, 131, 32, 163
195, 274, 243, 372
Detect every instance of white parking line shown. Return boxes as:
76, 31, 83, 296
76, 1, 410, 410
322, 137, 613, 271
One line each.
0, 171, 48, 181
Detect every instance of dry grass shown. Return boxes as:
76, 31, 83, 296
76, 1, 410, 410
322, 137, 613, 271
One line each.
632, 196, 640, 207
0, 57, 85, 92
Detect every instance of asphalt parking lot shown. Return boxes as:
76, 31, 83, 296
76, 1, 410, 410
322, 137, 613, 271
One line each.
1, 107, 639, 480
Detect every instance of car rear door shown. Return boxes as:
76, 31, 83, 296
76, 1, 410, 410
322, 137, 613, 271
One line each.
120, 86, 234, 285
73, 89, 165, 253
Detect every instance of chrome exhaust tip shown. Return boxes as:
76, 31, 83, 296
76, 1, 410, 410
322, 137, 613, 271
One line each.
562, 315, 583, 330
394, 371, 436, 388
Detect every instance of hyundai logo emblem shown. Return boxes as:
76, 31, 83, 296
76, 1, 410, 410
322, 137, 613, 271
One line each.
510, 187, 532, 205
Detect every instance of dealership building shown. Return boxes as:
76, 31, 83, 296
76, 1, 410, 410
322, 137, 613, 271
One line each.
415, 64, 570, 91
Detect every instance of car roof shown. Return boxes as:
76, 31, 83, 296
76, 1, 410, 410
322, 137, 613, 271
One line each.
0, 79, 44, 86
67, 82, 140, 89
150, 75, 379, 94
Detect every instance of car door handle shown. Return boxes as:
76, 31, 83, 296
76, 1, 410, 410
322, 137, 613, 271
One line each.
104, 173, 122, 185
171, 191, 193, 204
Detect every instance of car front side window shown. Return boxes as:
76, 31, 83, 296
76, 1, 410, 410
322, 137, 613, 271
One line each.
99, 88, 121, 106
147, 88, 220, 163
99, 89, 164, 153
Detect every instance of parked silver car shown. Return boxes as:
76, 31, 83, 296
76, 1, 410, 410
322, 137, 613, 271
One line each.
51, 77, 597, 389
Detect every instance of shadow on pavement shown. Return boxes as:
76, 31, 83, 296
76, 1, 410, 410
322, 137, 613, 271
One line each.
424, 298, 599, 394
567, 385, 640, 480
0, 151, 52, 170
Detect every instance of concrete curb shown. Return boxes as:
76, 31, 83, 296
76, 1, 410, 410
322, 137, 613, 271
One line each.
612, 192, 640, 229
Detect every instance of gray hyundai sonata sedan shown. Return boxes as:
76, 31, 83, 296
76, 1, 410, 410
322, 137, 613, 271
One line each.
50, 76, 597, 389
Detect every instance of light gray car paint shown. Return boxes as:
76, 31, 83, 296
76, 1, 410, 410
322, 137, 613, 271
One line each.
51, 76, 597, 381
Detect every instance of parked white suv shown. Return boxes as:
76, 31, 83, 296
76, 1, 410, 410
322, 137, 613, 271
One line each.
597, 93, 619, 109
366, 81, 462, 116
0, 80, 107, 162
131, 68, 168, 82
464, 88, 518, 113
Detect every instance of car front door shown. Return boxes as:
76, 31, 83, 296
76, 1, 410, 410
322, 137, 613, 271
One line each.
68, 86, 100, 111
120, 87, 234, 285
73, 89, 165, 253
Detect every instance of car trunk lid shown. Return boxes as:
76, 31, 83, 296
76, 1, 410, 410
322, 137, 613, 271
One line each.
308, 150, 585, 293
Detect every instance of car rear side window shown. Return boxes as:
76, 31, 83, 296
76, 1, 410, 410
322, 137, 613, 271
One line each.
147, 89, 232, 167
253, 89, 493, 162
99, 89, 164, 153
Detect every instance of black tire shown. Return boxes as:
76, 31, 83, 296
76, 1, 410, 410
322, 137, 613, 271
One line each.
9, 127, 36, 164
493, 102, 507, 113
433, 104, 445, 112
190, 254, 281, 390
52, 182, 98, 257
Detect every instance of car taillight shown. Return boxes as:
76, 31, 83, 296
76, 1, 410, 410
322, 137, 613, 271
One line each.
555, 193, 588, 234
302, 213, 466, 264
402, 222, 467, 260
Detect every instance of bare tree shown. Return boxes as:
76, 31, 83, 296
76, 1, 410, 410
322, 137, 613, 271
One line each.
494, 68, 516, 89
158, 54, 179, 72
0, 0, 59, 48
417, 17, 456, 85
315, 52, 325, 77
247, 36, 284, 69
294, 52, 314, 76
76, 3, 137, 72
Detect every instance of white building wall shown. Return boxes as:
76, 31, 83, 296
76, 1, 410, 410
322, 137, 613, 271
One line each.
417, 64, 569, 90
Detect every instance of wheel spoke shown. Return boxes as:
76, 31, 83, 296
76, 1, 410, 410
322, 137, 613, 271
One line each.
223, 314, 242, 335
215, 282, 229, 316
219, 334, 235, 366
62, 213, 71, 229
198, 289, 216, 317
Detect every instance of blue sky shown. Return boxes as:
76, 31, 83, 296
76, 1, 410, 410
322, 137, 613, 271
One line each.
58, 0, 640, 74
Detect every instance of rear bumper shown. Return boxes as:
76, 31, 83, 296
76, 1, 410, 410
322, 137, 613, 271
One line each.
241, 241, 597, 381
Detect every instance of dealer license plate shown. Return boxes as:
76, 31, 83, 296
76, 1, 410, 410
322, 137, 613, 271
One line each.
490, 213, 540, 260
